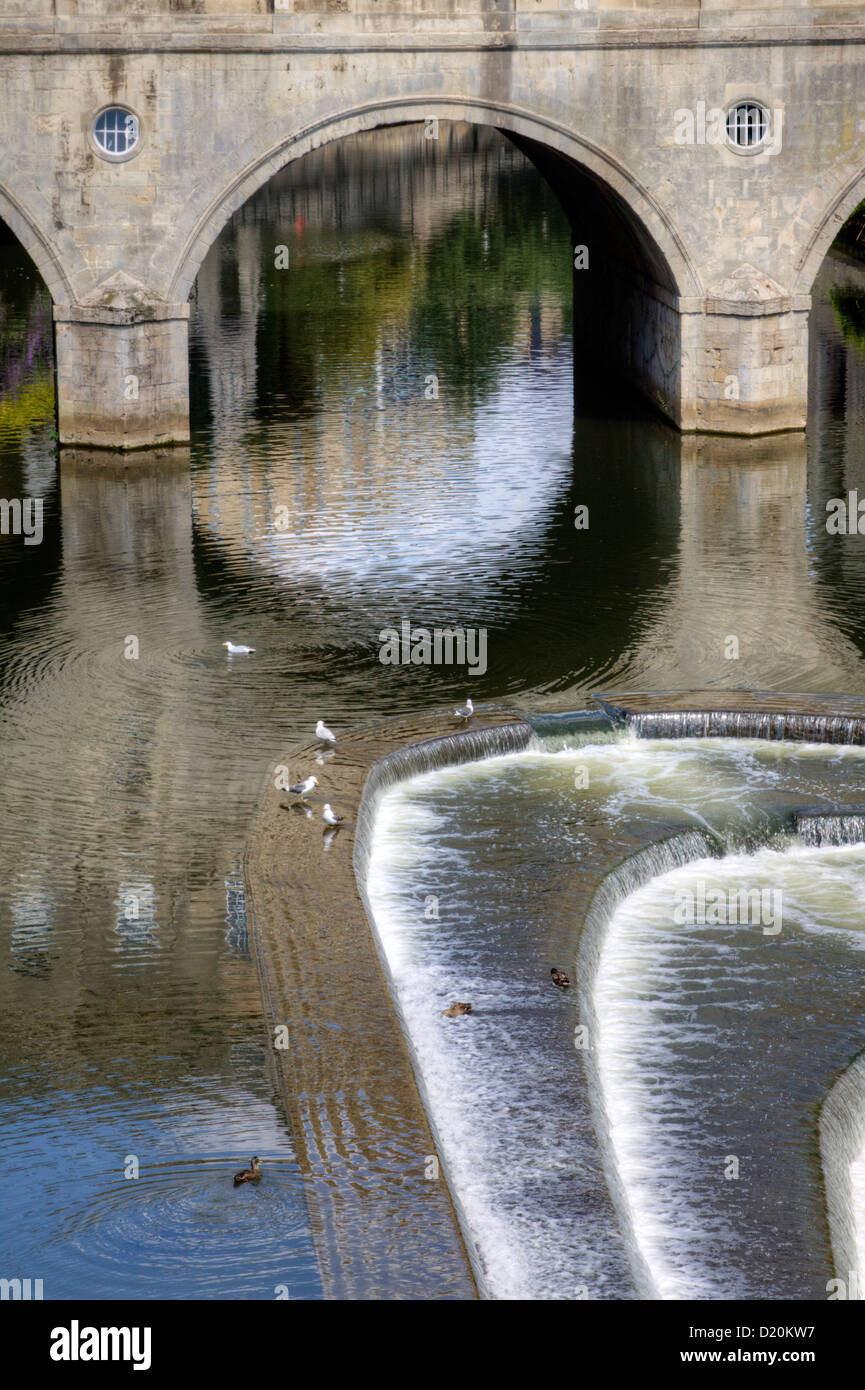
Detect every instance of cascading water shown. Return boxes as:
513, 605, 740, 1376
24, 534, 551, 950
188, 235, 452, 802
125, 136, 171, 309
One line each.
358, 716, 865, 1299
576, 829, 720, 1301
819, 1050, 865, 1301
626, 710, 865, 745
354, 721, 532, 884
795, 811, 865, 847
586, 839, 865, 1299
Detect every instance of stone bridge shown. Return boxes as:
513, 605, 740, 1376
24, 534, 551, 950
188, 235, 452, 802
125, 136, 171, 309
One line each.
4, 1, 865, 447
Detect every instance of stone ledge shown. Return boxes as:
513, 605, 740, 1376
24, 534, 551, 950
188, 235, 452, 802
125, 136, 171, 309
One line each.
54, 302, 191, 326
9, 18, 865, 51
244, 707, 528, 1298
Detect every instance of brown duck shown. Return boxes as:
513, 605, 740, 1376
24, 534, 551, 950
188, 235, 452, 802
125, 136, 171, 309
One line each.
233, 1156, 262, 1187
550, 968, 571, 989
441, 1002, 473, 1018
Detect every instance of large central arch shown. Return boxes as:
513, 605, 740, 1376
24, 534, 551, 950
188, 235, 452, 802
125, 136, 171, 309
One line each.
168, 98, 702, 307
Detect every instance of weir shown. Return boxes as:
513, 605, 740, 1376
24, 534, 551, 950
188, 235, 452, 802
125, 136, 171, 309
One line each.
794, 809, 865, 847
353, 720, 535, 1298
249, 692, 865, 1297
353, 720, 533, 876
819, 1049, 865, 1300
575, 827, 721, 1300
594, 691, 865, 746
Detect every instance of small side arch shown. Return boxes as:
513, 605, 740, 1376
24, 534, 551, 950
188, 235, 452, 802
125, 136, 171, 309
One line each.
168, 97, 703, 305
793, 166, 865, 297
0, 181, 73, 306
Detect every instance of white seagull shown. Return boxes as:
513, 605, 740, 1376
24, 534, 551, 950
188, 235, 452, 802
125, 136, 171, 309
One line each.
322, 804, 344, 826
223, 641, 255, 655
315, 719, 337, 746
287, 775, 317, 799
454, 697, 474, 720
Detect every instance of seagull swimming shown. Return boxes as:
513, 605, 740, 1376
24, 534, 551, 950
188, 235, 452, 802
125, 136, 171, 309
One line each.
454, 697, 474, 720
316, 719, 337, 746
287, 775, 317, 799
322, 804, 344, 826
223, 641, 255, 655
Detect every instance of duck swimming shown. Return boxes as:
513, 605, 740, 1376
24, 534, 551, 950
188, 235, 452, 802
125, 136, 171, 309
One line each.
233, 1156, 262, 1186
550, 968, 570, 989
442, 1002, 473, 1017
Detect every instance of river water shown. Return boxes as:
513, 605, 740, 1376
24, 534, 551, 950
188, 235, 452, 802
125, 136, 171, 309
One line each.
2, 122, 865, 1299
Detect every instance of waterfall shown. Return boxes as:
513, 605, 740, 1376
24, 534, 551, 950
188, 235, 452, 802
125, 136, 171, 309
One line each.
796, 808, 865, 1298
526, 709, 615, 752
576, 827, 721, 1300
353, 718, 532, 1298
820, 1052, 865, 1300
354, 711, 865, 1298
354, 720, 532, 890
617, 709, 865, 745
794, 812, 865, 847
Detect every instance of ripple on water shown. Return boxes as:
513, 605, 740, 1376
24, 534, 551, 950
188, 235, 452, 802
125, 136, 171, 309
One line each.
0, 1091, 320, 1300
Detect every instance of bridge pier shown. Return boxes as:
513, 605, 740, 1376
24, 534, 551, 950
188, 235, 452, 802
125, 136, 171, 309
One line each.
54, 303, 190, 451
574, 264, 808, 434
51, 279, 809, 449
680, 288, 809, 435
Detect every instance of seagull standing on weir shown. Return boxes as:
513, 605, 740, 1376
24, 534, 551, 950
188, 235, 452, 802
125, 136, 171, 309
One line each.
316, 719, 337, 746
287, 775, 317, 800
454, 697, 474, 721
322, 804, 344, 826
223, 641, 256, 655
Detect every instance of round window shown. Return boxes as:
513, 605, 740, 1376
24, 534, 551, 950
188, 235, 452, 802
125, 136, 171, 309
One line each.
93, 107, 141, 159
725, 102, 769, 151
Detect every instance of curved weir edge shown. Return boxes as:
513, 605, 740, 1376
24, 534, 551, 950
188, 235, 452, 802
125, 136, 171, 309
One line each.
594, 690, 865, 745
802, 809, 865, 1299
578, 803, 865, 1301
819, 1048, 865, 1300
243, 708, 531, 1300
352, 719, 535, 1298
575, 827, 723, 1300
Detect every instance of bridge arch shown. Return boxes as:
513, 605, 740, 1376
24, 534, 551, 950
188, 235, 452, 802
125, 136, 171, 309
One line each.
0, 182, 73, 308
793, 166, 865, 297
168, 98, 702, 306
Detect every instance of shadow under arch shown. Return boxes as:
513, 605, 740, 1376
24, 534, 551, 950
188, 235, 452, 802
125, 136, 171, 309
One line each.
168, 98, 702, 306
0, 181, 72, 308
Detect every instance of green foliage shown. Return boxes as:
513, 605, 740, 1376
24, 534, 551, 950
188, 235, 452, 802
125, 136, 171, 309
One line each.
829, 286, 865, 355
0, 370, 55, 438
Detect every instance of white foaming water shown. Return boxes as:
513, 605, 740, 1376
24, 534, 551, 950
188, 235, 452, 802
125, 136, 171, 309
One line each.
594, 841, 865, 1300
852, 1150, 865, 1291
366, 763, 623, 1301
363, 735, 865, 1299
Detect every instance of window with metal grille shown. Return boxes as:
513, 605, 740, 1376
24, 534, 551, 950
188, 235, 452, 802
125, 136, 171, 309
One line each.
93, 107, 140, 158
725, 103, 769, 150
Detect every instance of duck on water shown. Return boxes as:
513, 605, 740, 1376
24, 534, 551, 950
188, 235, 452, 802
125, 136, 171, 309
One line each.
233, 1157, 262, 1187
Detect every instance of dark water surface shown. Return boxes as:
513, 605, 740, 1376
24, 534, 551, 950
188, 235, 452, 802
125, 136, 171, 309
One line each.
2, 122, 865, 1298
